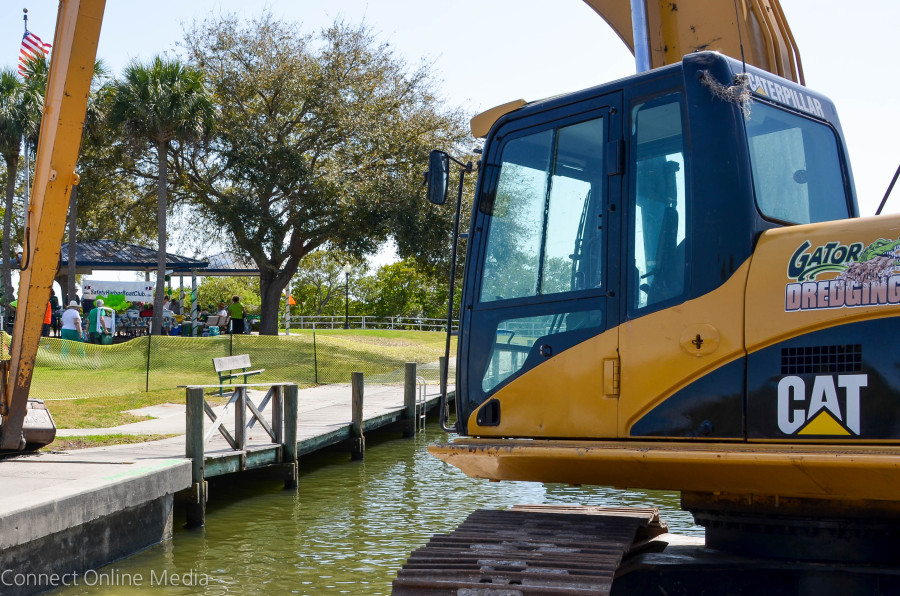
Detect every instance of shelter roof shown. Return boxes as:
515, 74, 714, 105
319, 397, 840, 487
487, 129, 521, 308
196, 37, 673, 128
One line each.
59, 240, 208, 273
202, 251, 259, 276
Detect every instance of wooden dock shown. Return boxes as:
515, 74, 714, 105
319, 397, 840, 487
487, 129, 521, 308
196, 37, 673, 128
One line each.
184, 362, 441, 525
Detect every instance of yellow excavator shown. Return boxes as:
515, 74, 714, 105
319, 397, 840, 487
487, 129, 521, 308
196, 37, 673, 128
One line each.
396, 1, 900, 593
0, 1, 104, 451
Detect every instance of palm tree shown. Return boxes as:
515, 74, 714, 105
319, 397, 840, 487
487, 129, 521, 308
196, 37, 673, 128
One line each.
110, 57, 215, 335
0, 67, 42, 307
18, 55, 110, 305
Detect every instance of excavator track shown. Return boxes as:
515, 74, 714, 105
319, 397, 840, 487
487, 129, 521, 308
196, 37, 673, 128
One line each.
392, 505, 667, 595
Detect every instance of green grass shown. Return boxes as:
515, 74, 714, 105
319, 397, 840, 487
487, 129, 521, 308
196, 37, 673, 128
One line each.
49, 434, 179, 451
32, 330, 454, 428
47, 387, 187, 429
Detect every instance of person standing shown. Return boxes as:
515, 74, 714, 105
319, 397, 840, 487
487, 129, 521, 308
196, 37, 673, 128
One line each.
87, 298, 109, 344
60, 301, 83, 342
41, 301, 52, 337
49, 290, 60, 336
228, 295, 246, 334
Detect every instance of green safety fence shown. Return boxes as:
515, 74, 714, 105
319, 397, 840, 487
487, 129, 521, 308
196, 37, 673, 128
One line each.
1, 331, 454, 401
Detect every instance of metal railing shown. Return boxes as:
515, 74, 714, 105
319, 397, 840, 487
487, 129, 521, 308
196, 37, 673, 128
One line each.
284, 315, 458, 332
415, 375, 427, 433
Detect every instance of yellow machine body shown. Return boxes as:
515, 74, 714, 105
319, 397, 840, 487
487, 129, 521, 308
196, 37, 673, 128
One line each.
0, 0, 105, 450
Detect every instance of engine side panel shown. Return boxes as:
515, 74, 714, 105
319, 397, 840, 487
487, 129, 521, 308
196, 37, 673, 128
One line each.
745, 215, 900, 441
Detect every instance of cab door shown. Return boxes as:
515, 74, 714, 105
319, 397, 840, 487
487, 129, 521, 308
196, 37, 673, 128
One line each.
618, 91, 748, 440
459, 92, 623, 439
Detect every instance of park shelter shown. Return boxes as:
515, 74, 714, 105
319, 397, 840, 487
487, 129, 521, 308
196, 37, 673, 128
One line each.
56, 241, 259, 334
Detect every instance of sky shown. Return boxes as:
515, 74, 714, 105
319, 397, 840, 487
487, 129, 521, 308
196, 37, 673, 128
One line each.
2, 0, 900, 281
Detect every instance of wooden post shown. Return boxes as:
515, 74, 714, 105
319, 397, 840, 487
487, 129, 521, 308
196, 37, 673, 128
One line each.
282, 384, 298, 489
350, 372, 365, 460
185, 386, 206, 528
234, 387, 247, 452
273, 385, 284, 445
403, 362, 417, 438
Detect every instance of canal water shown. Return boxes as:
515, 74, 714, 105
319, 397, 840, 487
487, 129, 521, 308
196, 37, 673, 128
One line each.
54, 423, 702, 595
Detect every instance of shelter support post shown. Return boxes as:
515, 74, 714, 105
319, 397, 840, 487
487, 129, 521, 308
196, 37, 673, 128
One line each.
191, 269, 198, 337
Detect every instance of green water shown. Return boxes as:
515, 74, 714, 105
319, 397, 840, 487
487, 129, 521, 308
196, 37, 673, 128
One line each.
53, 424, 702, 595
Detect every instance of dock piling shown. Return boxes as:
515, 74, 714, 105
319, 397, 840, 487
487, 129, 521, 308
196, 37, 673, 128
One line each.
282, 384, 298, 489
185, 386, 206, 528
351, 372, 365, 460
234, 387, 247, 452
403, 362, 417, 438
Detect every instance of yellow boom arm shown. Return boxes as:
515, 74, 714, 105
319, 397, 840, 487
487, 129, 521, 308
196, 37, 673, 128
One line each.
583, 0, 804, 83
0, 0, 106, 450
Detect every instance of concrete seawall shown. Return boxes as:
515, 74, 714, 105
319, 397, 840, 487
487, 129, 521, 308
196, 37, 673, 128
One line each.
0, 449, 189, 595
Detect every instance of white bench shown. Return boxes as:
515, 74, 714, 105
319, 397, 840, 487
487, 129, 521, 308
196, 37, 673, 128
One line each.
212, 354, 265, 396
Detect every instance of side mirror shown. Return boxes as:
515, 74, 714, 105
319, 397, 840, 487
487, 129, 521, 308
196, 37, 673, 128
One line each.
426, 150, 450, 205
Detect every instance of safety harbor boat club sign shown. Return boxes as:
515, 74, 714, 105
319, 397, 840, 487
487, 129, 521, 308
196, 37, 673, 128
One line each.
81, 279, 156, 301
785, 237, 900, 312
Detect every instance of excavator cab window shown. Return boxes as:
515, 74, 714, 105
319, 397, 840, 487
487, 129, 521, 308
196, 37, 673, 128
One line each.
475, 113, 609, 395
745, 101, 850, 224
480, 118, 605, 302
630, 93, 688, 312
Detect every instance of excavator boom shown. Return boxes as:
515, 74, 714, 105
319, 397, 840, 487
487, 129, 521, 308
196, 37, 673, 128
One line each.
584, 0, 803, 83
0, 0, 106, 450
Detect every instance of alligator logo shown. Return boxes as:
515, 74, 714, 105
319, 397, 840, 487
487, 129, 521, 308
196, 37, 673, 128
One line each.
785, 237, 900, 312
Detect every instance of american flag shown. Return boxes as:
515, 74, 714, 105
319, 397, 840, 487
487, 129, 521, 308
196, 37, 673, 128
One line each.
18, 30, 51, 76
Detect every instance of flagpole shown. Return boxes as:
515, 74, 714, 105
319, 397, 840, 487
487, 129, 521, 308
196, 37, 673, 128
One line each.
22, 9, 30, 266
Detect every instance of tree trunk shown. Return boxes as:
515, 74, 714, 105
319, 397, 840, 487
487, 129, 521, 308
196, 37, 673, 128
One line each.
2, 155, 18, 307
67, 185, 77, 302
151, 140, 167, 335
259, 273, 289, 335
258, 277, 281, 335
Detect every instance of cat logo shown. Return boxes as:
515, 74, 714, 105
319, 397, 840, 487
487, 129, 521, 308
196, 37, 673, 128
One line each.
777, 374, 867, 436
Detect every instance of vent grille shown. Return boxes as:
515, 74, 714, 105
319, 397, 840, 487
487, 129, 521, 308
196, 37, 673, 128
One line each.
781, 344, 862, 375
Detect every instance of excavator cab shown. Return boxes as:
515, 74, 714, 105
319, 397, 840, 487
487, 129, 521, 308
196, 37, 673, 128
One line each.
431, 51, 900, 506
451, 51, 860, 443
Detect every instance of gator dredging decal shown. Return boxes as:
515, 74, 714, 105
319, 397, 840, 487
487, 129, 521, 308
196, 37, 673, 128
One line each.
785, 237, 900, 312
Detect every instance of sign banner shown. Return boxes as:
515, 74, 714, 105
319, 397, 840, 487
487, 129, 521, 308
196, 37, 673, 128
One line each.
82, 279, 155, 301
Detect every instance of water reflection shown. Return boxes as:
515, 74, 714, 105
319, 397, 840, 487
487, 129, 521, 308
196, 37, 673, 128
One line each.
52, 423, 702, 595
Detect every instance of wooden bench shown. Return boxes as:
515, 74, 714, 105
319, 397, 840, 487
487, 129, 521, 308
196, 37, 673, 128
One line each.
212, 354, 265, 396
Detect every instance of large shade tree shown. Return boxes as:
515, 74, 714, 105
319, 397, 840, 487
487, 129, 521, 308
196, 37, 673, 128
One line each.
110, 57, 215, 334
176, 13, 470, 334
